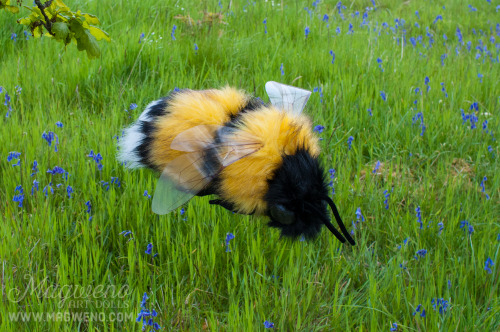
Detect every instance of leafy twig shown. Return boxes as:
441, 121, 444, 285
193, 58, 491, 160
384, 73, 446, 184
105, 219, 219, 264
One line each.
34, 0, 54, 34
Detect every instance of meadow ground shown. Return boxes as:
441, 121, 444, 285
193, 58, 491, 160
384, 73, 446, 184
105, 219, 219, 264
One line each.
0, 0, 499, 330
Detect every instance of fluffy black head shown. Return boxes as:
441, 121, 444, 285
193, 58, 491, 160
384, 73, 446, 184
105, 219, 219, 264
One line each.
264, 148, 331, 239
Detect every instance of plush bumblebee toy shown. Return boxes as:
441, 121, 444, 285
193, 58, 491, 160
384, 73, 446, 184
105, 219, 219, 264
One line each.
118, 82, 355, 245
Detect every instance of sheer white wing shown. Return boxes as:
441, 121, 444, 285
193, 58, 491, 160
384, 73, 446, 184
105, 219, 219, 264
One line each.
265, 81, 311, 115
152, 125, 262, 215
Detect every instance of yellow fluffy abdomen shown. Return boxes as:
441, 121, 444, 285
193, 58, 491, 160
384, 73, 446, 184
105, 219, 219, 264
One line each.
149, 87, 249, 170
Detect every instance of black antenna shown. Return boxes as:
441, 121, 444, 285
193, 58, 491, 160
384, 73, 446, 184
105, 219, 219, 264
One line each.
304, 201, 346, 244
324, 196, 356, 246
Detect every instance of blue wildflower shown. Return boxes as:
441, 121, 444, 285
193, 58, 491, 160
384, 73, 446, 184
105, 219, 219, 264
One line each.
66, 185, 73, 198
440, 82, 448, 98
336, 27, 341, 35
380, 91, 386, 101
437, 222, 444, 235
383, 189, 390, 209
468, 4, 477, 12
390, 323, 398, 331
225, 232, 235, 252
144, 190, 151, 199
414, 249, 427, 259
129, 103, 138, 111
376, 58, 384, 72
347, 136, 354, 150
305, 26, 310, 38
329, 50, 335, 64
42, 131, 59, 151
367, 108, 372, 116
372, 161, 381, 174
416, 206, 423, 229
145, 243, 153, 255
263, 19, 267, 34
13, 185, 24, 207
139, 32, 145, 43
433, 15, 443, 24
31, 180, 39, 195
194, 43, 198, 54
119, 230, 133, 237
484, 257, 494, 273
347, 23, 353, 34
456, 27, 463, 44
264, 321, 274, 328
323, 14, 329, 22
171, 25, 177, 40
280, 63, 284, 76
355, 207, 365, 222
11, 33, 17, 41
480, 176, 490, 200
314, 125, 325, 133
431, 298, 450, 314
7, 151, 21, 165
56, 121, 63, 128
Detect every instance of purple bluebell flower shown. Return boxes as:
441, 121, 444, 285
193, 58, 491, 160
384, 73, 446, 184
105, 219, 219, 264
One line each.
47, 166, 66, 175
280, 63, 284, 76
415, 11, 420, 19
380, 91, 386, 101
119, 230, 133, 237
372, 161, 381, 173
323, 14, 329, 22
100, 181, 110, 191
129, 103, 138, 111
263, 19, 268, 34
440, 82, 448, 98
376, 58, 384, 72
367, 108, 372, 116
456, 27, 463, 44
4, 92, 11, 105
31, 180, 39, 195
424, 76, 430, 92
11, 33, 17, 41
355, 207, 365, 222
313, 87, 323, 103
225, 232, 235, 252
468, 4, 477, 12
383, 190, 390, 209
180, 208, 185, 215
484, 257, 494, 273
415, 249, 427, 259
7, 151, 21, 164
305, 26, 310, 38
66, 185, 73, 198
329, 50, 335, 64
347, 23, 353, 34
139, 32, 145, 43
437, 222, 444, 235
194, 43, 198, 54
433, 15, 443, 24
416, 206, 423, 229
171, 25, 177, 40
336, 27, 341, 35
459, 220, 474, 235
347, 136, 354, 150
144, 190, 151, 199
264, 321, 274, 328
480, 176, 490, 200
42, 131, 59, 151
390, 323, 398, 331
13, 185, 24, 207
111, 177, 121, 188
313, 125, 325, 133
145, 243, 153, 255
431, 298, 450, 314
56, 121, 63, 128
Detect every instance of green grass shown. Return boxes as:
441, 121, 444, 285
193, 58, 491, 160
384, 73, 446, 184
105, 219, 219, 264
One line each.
1, 0, 499, 330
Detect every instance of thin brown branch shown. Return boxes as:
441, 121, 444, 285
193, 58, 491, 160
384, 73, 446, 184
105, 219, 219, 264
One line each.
34, 0, 54, 34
